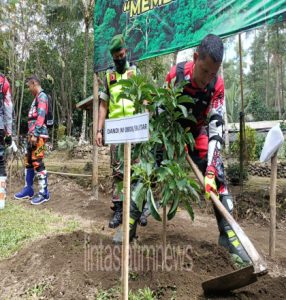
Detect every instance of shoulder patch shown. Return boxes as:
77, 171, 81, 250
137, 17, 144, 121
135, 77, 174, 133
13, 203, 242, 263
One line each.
109, 72, 116, 83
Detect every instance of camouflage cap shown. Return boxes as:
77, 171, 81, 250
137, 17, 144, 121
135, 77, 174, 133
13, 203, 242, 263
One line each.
109, 34, 126, 54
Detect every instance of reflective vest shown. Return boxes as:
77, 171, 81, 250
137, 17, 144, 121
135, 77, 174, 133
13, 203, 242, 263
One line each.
107, 65, 137, 119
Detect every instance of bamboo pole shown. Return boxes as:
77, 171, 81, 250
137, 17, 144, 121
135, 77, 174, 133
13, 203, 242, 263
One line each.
92, 73, 99, 198
162, 205, 167, 269
220, 62, 229, 154
238, 33, 245, 190
269, 151, 278, 257
122, 143, 131, 300
47, 171, 92, 177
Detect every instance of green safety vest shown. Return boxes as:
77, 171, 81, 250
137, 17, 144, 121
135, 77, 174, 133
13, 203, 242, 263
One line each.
107, 65, 137, 119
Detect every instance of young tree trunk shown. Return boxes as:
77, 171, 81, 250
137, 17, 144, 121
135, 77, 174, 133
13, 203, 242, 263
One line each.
78, 0, 94, 145
78, 19, 90, 145
16, 60, 27, 142
275, 26, 282, 119
56, 95, 61, 127
220, 63, 229, 154
67, 75, 73, 137
60, 68, 71, 135
275, 62, 281, 118
279, 55, 284, 116
266, 30, 270, 106
51, 89, 56, 147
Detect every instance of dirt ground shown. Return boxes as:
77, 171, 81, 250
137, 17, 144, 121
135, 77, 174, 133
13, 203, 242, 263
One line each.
1, 175, 286, 299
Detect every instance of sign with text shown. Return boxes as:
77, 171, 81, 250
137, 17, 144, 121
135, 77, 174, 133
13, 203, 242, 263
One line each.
104, 113, 149, 144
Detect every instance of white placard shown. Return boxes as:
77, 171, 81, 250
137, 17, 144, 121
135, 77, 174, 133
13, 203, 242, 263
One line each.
260, 124, 284, 162
104, 113, 149, 144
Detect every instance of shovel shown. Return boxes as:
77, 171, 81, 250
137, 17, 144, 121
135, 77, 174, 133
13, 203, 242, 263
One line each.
186, 154, 268, 293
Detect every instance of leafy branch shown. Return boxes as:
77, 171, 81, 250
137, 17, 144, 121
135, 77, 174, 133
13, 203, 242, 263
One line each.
117, 75, 200, 221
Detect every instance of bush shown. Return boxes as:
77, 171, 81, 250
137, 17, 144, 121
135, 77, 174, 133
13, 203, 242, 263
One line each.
57, 124, 66, 140
226, 162, 248, 185
57, 136, 77, 151
278, 141, 286, 159
246, 92, 277, 121
230, 125, 257, 161
254, 133, 266, 160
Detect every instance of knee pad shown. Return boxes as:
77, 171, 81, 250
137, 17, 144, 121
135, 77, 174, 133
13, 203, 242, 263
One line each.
220, 194, 233, 214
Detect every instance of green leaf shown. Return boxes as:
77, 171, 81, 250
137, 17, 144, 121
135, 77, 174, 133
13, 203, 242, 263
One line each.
162, 132, 174, 160
161, 186, 171, 206
183, 198, 194, 221
144, 83, 157, 94
156, 167, 169, 182
177, 96, 195, 104
177, 105, 188, 118
187, 185, 201, 204
185, 114, 197, 123
146, 163, 153, 177
167, 197, 179, 220
131, 182, 146, 212
147, 188, 161, 221
186, 132, 195, 149
175, 179, 187, 191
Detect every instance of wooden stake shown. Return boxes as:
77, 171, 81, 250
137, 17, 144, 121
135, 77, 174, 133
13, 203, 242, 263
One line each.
238, 33, 245, 190
162, 205, 167, 269
47, 171, 92, 177
269, 151, 278, 257
122, 142, 131, 300
92, 73, 99, 198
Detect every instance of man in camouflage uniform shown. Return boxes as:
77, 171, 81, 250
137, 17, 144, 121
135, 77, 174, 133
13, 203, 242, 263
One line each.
15, 75, 50, 205
96, 34, 143, 228
0, 73, 13, 197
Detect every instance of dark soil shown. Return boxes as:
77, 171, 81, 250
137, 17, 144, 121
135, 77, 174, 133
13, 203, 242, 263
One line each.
1, 175, 286, 299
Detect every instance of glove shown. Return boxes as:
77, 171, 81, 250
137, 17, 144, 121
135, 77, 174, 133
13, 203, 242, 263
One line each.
4, 135, 12, 146
204, 166, 218, 200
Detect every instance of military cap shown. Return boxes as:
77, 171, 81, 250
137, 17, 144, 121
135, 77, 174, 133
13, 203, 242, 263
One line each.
109, 34, 126, 54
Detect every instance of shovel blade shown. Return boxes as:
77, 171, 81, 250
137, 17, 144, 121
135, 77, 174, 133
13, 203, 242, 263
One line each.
202, 265, 257, 294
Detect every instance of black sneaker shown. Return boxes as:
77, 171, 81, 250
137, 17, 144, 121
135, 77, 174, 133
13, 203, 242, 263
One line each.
138, 214, 147, 226
109, 211, 122, 228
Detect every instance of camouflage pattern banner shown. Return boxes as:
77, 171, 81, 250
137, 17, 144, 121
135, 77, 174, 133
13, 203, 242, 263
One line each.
94, 0, 286, 72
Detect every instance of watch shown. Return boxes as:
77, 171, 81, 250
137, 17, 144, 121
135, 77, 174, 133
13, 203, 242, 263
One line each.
97, 129, 103, 134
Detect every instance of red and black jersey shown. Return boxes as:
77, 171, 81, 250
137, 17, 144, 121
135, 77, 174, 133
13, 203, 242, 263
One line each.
165, 61, 224, 137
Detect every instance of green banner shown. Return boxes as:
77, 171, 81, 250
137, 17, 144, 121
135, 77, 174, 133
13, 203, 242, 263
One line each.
94, 0, 286, 72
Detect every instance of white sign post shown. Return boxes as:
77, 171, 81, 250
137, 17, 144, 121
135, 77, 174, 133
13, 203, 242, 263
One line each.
104, 113, 149, 144
104, 113, 149, 300
260, 124, 284, 257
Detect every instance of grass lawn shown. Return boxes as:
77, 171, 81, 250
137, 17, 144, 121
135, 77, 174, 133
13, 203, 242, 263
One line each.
0, 199, 79, 260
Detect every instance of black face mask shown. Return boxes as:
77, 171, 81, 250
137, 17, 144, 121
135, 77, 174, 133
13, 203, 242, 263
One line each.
114, 56, 127, 74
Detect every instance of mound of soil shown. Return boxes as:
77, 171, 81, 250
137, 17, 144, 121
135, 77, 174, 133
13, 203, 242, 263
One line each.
2, 175, 286, 299
232, 186, 286, 224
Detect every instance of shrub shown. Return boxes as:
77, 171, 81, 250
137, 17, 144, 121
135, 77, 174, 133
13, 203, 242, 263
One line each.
226, 162, 248, 185
57, 136, 77, 151
254, 133, 266, 160
245, 92, 277, 121
57, 124, 66, 140
230, 125, 257, 161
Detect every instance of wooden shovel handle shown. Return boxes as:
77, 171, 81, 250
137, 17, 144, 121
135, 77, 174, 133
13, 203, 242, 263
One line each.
186, 154, 267, 275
